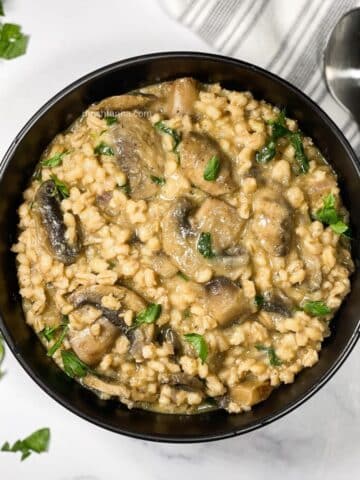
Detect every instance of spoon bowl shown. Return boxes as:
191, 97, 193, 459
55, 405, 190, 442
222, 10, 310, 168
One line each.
324, 7, 360, 124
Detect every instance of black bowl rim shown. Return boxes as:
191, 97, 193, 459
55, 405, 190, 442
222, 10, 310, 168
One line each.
1, 51, 359, 443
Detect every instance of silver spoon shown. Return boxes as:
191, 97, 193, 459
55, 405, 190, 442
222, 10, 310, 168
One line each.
324, 8, 360, 125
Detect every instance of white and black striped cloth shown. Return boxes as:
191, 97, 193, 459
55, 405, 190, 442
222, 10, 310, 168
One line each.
160, 0, 360, 154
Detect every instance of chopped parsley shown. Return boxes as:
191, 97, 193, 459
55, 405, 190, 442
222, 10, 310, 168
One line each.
133, 303, 162, 328
45, 316, 69, 357
290, 132, 309, 173
203, 155, 221, 181
184, 333, 208, 363
41, 151, 68, 168
302, 300, 331, 316
197, 232, 215, 258
255, 344, 282, 366
154, 121, 181, 152
314, 193, 350, 236
94, 142, 114, 156
49, 174, 70, 199
61, 350, 89, 378
177, 271, 189, 281
104, 115, 117, 126
150, 175, 166, 186
254, 294, 264, 308
1, 428, 50, 461
256, 110, 309, 173
117, 182, 131, 196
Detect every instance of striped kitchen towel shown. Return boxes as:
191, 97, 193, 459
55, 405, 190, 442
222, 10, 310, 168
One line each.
159, 0, 360, 154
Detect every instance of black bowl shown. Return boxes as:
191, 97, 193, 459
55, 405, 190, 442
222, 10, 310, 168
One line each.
0, 52, 359, 443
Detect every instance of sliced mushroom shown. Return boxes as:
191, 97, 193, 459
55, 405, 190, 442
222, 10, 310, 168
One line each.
192, 198, 244, 253
204, 277, 254, 327
161, 197, 206, 280
165, 78, 199, 116
261, 291, 293, 317
84, 375, 130, 400
156, 325, 182, 356
35, 180, 82, 265
68, 285, 146, 333
94, 93, 157, 114
161, 197, 249, 282
129, 323, 155, 361
150, 253, 179, 279
251, 187, 293, 257
178, 133, 235, 196
160, 373, 203, 392
110, 113, 165, 200
69, 317, 118, 366
229, 380, 272, 406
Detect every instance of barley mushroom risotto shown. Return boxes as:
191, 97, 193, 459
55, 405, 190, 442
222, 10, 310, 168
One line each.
13, 78, 354, 414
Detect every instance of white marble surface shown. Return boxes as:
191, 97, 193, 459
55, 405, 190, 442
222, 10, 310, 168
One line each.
0, 1, 359, 478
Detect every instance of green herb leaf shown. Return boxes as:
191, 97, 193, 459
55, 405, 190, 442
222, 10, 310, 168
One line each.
150, 175, 166, 186
290, 132, 309, 173
0, 1, 4, 16
0, 23, 29, 60
154, 121, 181, 152
330, 221, 349, 235
254, 294, 264, 307
177, 271, 189, 281
134, 303, 162, 327
268, 110, 290, 140
39, 326, 58, 342
184, 333, 208, 363
314, 193, 350, 236
104, 115, 117, 126
183, 308, 191, 318
117, 182, 131, 196
94, 142, 114, 156
47, 316, 69, 357
203, 155, 221, 181
255, 140, 276, 164
61, 350, 89, 378
41, 151, 68, 168
50, 174, 70, 199
315, 193, 338, 224
255, 344, 282, 366
197, 232, 215, 258
302, 300, 331, 316
1, 428, 50, 461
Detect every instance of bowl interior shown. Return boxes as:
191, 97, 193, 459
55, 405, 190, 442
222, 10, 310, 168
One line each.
0, 53, 359, 442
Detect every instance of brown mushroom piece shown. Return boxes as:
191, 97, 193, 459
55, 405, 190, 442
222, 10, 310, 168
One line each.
165, 77, 199, 116
129, 324, 156, 361
251, 187, 293, 257
178, 132, 235, 196
69, 317, 118, 366
161, 373, 204, 392
229, 380, 273, 406
192, 198, 249, 279
150, 253, 179, 279
94, 93, 157, 114
35, 180, 82, 265
110, 113, 165, 200
161, 197, 207, 280
261, 291, 293, 317
68, 285, 146, 334
161, 197, 249, 281
156, 325, 182, 356
193, 198, 244, 252
204, 277, 254, 327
